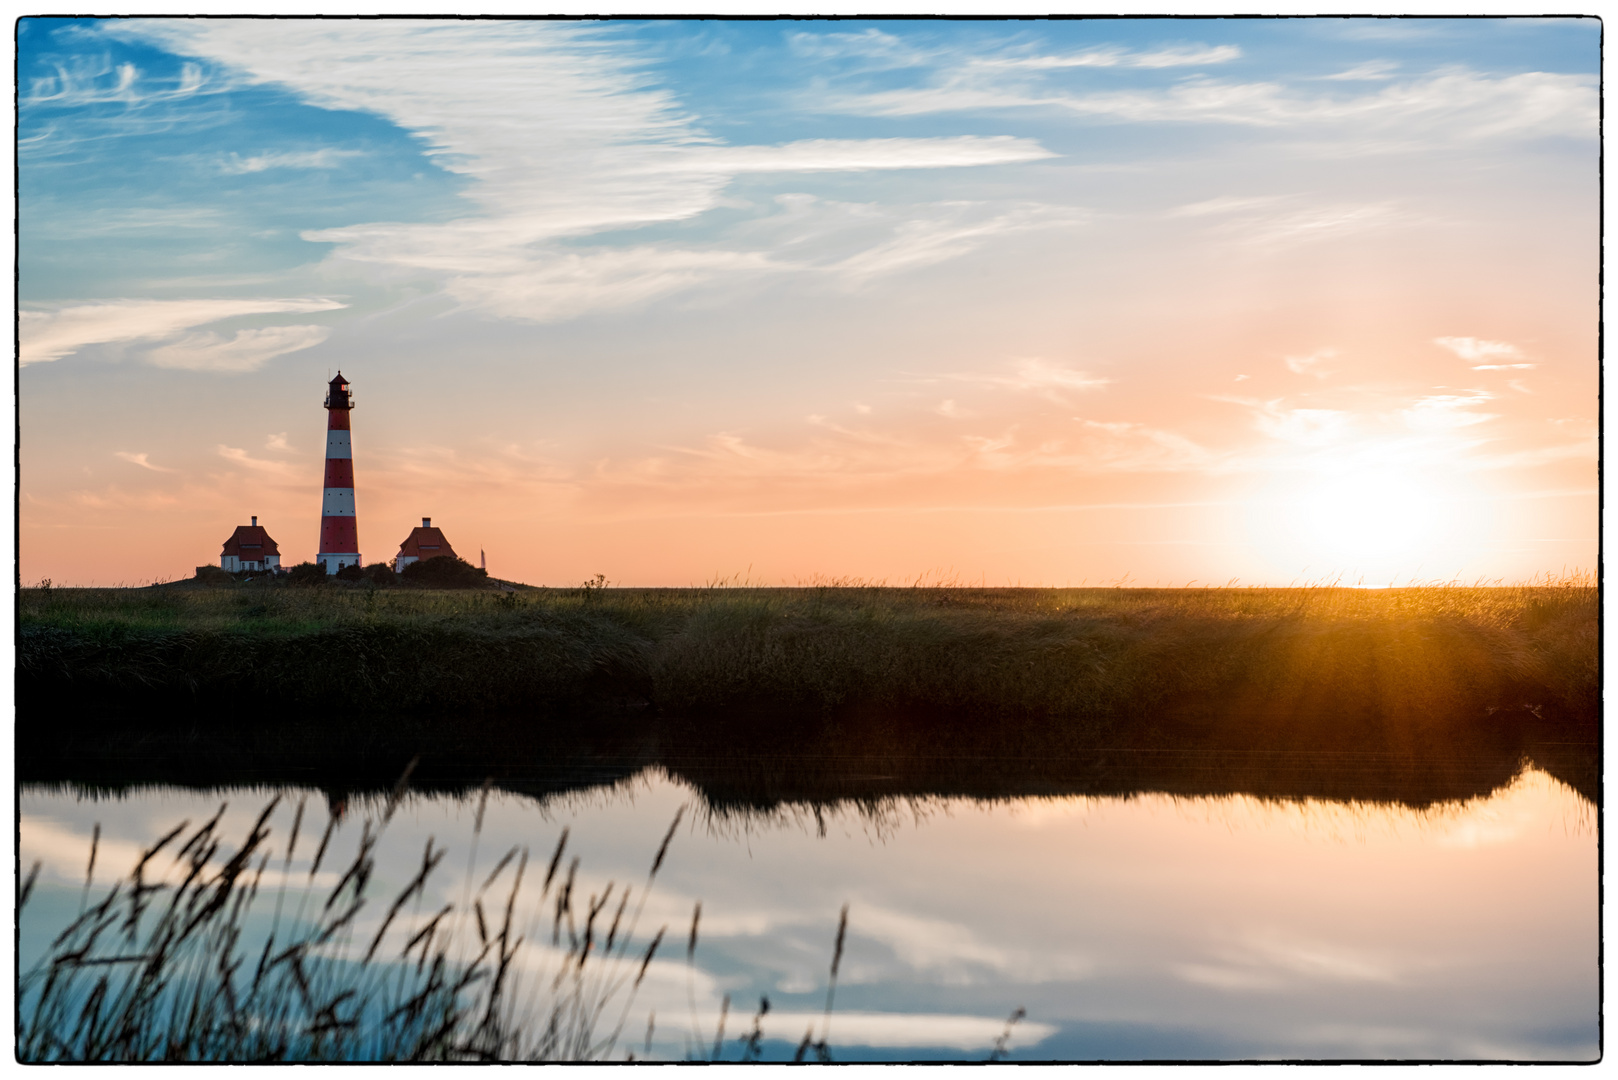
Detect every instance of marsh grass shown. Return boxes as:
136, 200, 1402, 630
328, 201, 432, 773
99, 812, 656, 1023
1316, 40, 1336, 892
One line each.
17, 783, 692, 1062
18, 576, 1599, 725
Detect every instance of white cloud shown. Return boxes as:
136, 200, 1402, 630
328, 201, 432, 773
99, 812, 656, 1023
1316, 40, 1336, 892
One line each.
787, 28, 927, 66
218, 148, 361, 174
21, 52, 234, 165
1402, 391, 1497, 431
829, 66, 1595, 144
1322, 60, 1399, 81
974, 44, 1242, 70
1244, 401, 1355, 447
952, 357, 1111, 399
26, 54, 211, 107
113, 451, 176, 472
1285, 348, 1336, 377
1434, 336, 1537, 370
1074, 419, 1214, 471
445, 246, 778, 324
1182, 197, 1408, 251
787, 29, 1239, 73
147, 324, 334, 372
265, 432, 293, 452
18, 297, 347, 365
1433, 336, 1520, 361
832, 203, 1083, 281
687, 136, 1053, 174
1011, 358, 1110, 393
108, 21, 1057, 322
217, 444, 294, 473
1170, 194, 1289, 218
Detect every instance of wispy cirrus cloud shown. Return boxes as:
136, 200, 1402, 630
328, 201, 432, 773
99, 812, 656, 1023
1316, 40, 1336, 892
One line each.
103, 21, 1059, 323
787, 28, 1241, 73
681, 136, 1052, 174
1170, 195, 1409, 251
1210, 386, 1524, 479
1322, 60, 1399, 81
437, 198, 1082, 323
217, 444, 295, 474
1402, 391, 1498, 431
444, 246, 778, 324
974, 44, 1243, 70
819, 64, 1594, 145
147, 324, 334, 372
218, 148, 362, 174
19, 297, 347, 365
113, 451, 176, 472
947, 357, 1110, 400
1434, 336, 1537, 370
831, 203, 1082, 282
1285, 348, 1336, 377
25, 53, 211, 107
20, 50, 237, 164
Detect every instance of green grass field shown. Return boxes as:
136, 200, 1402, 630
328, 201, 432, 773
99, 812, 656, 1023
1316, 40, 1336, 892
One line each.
19, 577, 1597, 726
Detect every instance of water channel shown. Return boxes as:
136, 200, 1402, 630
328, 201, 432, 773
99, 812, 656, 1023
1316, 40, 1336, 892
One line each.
19, 743, 1598, 1061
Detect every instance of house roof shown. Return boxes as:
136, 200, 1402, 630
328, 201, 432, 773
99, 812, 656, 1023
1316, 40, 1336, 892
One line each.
222, 524, 280, 558
398, 526, 456, 560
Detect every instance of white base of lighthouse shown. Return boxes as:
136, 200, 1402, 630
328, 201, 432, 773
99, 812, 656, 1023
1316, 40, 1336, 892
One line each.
317, 553, 363, 574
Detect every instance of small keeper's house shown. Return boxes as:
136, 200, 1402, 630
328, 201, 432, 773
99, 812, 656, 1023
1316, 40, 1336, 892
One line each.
395, 517, 457, 573
222, 517, 281, 573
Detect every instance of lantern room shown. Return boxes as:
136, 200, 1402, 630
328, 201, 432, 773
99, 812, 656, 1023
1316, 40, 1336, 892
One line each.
324, 372, 355, 411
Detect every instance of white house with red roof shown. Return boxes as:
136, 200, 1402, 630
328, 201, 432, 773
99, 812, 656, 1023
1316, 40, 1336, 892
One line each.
394, 517, 458, 573
221, 517, 281, 573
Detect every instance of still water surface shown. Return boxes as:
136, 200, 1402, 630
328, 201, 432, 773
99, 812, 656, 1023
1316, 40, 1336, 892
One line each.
19, 766, 1596, 1061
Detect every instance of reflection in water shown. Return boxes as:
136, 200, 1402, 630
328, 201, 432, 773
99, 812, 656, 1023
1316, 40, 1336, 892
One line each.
20, 765, 1596, 1061
18, 693, 1599, 815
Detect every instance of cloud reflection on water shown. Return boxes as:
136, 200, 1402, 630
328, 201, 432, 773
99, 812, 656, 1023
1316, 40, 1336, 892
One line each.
19, 767, 1595, 1061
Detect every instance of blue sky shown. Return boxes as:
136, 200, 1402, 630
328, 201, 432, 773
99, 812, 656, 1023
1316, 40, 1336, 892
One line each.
18, 17, 1599, 585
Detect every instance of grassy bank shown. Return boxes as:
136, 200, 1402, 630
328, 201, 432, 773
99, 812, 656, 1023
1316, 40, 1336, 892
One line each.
19, 580, 1598, 731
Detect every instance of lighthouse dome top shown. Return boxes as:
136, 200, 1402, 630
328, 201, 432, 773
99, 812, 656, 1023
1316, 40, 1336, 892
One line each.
324, 372, 354, 410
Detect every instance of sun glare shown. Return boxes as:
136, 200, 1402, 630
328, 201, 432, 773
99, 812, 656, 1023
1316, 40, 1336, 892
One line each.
1298, 471, 1438, 561
1244, 467, 1491, 584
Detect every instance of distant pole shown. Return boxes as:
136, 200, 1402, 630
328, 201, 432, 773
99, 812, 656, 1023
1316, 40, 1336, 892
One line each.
481, 549, 486, 570
316, 372, 362, 574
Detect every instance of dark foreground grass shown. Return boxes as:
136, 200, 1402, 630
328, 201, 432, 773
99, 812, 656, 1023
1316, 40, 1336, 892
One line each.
19, 578, 1599, 729
18, 784, 851, 1063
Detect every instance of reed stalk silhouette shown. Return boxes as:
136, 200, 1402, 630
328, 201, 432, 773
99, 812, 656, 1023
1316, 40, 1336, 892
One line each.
17, 775, 694, 1062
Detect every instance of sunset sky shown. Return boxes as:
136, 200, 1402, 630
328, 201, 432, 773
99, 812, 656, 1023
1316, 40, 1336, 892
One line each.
18, 17, 1598, 587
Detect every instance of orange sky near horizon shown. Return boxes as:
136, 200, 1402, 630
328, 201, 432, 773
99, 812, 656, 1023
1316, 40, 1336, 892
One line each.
18, 18, 1598, 587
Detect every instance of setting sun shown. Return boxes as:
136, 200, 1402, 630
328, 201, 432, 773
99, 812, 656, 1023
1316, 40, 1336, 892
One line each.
1242, 464, 1493, 585
1299, 469, 1458, 566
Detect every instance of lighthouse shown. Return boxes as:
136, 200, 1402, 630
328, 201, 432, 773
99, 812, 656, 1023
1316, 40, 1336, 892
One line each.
316, 372, 362, 574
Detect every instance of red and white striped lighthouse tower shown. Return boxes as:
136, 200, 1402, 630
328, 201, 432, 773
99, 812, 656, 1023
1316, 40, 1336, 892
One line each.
316, 372, 362, 574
